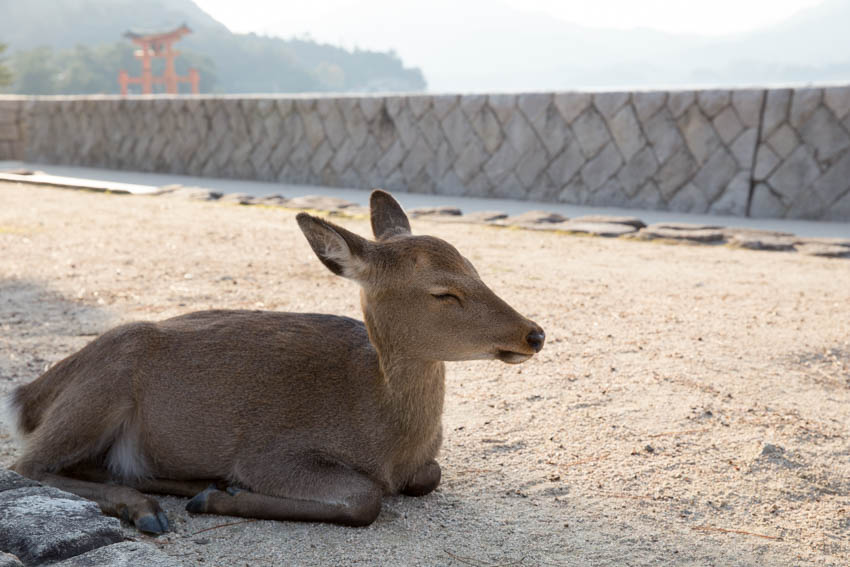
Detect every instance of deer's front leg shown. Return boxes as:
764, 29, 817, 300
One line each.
400, 459, 441, 497
186, 458, 383, 527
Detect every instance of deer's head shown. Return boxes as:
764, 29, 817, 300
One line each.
297, 190, 544, 364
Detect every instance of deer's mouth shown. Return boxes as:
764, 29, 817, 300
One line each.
496, 349, 534, 364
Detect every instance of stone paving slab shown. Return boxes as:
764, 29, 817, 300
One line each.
0, 470, 180, 567
0, 485, 123, 565
51, 542, 180, 567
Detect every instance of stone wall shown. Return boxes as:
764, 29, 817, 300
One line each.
0, 98, 23, 161
2, 86, 849, 220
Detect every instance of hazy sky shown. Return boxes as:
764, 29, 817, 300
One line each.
194, 0, 824, 41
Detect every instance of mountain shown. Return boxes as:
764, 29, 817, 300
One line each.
249, 0, 850, 92
0, 0, 426, 94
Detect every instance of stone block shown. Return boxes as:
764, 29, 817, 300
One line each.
483, 140, 521, 185
593, 92, 629, 119
766, 123, 800, 159
644, 108, 684, 165
632, 91, 667, 121
321, 102, 347, 150
799, 107, 850, 163
52, 541, 181, 567
767, 146, 820, 204
515, 143, 548, 188
588, 177, 630, 207
553, 220, 636, 236
553, 92, 591, 124
400, 135, 435, 183
678, 105, 721, 165
416, 111, 443, 151
709, 171, 751, 216
656, 147, 698, 201
697, 90, 730, 118
667, 183, 710, 213
729, 234, 796, 251
749, 183, 786, 218
517, 93, 551, 123
786, 191, 827, 220
629, 180, 664, 209
430, 140, 455, 180
376, 139, 407, 178
795, 242, 850, 258
310, 140, 335, 176
571, 215, 646, 228
440, 105, 479, 155
0, 486, 123, 565
691, 147, 739, 202
580, 143, 623, 191
528, 104, 568, 157
824, 190, 850, 221
452, 140, 488, 184
408, 95, 432, 119
469, 105, 504, 154
812, 150, 850, 206
667, 90, 695, 119
503, 110, 540, 156
391, 104, 419, 151
572, 108, 610, 158
432, 95, 459, 120
607, 104, 645, 161
0, 123, 19, 141
788, 88, 822, 130
546, 141, 585, 186
823, 86, 850, 120
617, 145, 659, 197
558, 176, 590, 205
487, 93, 517, 125
761, 89, 791, 138
488, 171, 523, 199
384, 95, 405, 118
359, 97, 384, 121
753, 145, 781, 181
504, 210, 567, 224
712, 106, 744, 145
369, 107, 397, 152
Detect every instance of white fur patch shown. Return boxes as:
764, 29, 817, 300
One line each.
0, 391, 24, 447
106, 424, 150, 480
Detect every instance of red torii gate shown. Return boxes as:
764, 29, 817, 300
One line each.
118, 24, 200, 95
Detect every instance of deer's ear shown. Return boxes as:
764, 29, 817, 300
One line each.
297, 213, 370, 280
370, 189, 411, 241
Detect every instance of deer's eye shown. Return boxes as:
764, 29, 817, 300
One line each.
431, 292, 461, 305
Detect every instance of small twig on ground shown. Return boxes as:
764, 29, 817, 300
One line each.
692, 525, 780, 540
188, 519, 259, 536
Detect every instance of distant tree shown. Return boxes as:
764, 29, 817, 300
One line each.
0, 43, 12, 87
2, 43, 217, 95
8, 47, 58, 94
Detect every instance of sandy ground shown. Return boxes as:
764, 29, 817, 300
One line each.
0, 182, 848, 567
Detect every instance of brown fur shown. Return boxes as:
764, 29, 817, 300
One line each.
7, 190, 544, 531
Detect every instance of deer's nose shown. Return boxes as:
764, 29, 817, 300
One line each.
526, 330, 545, 352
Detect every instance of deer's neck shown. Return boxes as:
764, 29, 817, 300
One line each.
362, 307, 446, 437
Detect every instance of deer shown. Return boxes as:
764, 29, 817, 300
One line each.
3, 190, 545, 534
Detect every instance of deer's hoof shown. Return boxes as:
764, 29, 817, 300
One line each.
135, 510, 170, 534
186, 484, 221, 514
